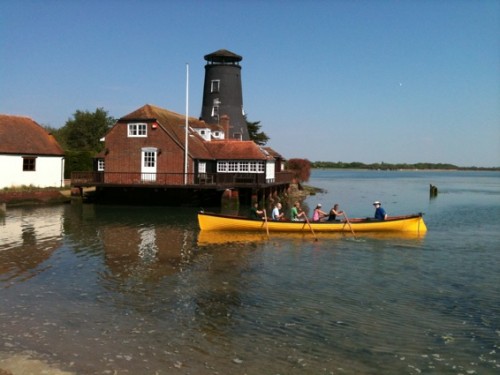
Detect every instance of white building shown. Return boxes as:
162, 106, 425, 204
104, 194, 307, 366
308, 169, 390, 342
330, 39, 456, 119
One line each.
0, 115, 65, 188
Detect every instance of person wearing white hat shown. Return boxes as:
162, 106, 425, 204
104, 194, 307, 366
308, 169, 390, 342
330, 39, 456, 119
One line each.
373, 201, 387, 220
312, 203, 328, 222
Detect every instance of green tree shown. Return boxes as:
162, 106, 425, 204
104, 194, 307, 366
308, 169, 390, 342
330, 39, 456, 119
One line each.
245, 116, 270, 145
62, 108, 115, 152
45, 108, 115, 177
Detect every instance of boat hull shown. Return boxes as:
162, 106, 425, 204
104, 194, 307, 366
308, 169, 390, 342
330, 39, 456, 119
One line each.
198, 212, 427, 234
197, 230, 426, 245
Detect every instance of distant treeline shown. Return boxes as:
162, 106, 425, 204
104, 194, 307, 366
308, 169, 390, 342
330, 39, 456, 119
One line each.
311, 161, 500, 171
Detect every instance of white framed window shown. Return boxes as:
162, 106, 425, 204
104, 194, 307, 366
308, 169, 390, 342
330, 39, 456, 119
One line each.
211, 80, 220, 93
97, 159, 105, 171
143, 151, 156, 168
228, 161, 238, 172
128, 123, 147, 137
198, 162, 206, 173
217, 161, 265, 173
239, 162, 249, 172
217, 162, 228, 172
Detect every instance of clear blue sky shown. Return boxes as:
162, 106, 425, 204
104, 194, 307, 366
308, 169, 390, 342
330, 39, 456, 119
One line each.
1, 0, 499, 167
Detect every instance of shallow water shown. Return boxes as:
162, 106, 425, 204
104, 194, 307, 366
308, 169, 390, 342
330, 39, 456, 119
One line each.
0, 170, 499, 374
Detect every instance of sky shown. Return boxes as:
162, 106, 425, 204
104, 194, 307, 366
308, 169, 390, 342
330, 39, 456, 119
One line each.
1, 0, 499, 167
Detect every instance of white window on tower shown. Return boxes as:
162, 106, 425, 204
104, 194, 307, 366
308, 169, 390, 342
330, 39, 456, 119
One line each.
211, 80, 220, 93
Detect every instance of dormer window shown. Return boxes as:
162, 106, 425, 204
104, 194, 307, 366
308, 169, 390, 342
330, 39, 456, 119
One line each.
128, 123, 147, 137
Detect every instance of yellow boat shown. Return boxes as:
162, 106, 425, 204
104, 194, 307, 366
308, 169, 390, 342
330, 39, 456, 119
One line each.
197, 230, 426, 246
198, 211, 427, 234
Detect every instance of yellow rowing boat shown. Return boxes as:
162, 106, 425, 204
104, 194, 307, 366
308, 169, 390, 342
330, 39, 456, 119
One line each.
197, 230, 426, 245
198, 211, 427, 234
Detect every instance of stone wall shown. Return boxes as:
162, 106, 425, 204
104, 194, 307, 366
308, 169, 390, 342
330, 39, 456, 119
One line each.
0, 190, 69, 206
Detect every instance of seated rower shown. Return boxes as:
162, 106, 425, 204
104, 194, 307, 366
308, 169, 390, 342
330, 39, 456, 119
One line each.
291, 201, 306, 221
327, 204, 345, 221
312, 203, 328, 222
249, 202, 264, 220
272, 202, 285, 221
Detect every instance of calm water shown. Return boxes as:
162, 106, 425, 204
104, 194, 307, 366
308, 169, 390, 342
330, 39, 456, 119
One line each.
0, 170, 499, 374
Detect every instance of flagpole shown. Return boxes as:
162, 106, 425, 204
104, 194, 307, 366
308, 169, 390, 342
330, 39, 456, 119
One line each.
184, 63, 189, 185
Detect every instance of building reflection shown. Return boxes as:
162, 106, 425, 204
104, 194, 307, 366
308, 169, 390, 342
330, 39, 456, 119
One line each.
100, 223, 197, 282
0, 206, 64, 281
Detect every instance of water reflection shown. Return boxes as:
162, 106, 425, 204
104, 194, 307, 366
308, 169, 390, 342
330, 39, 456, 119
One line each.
0, 207, 63, 284
100, 223, 195, 281
0, 170, 498, 375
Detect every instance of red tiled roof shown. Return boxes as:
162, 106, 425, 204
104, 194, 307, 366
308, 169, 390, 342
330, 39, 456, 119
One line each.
205, 140, 272, 160
263, 146, 285, 159
0, 115, 64, 156
116, 104, 273, 161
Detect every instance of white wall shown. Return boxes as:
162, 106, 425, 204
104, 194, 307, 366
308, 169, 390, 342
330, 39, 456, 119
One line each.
0, 155, 65, 188
266, 161, 275, 182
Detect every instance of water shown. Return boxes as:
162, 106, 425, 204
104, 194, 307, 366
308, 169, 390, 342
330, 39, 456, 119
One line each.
0, 170, 499, 374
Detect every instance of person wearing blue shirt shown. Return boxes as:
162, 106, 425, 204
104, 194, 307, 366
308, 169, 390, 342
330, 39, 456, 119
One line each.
373, 201, 387, 220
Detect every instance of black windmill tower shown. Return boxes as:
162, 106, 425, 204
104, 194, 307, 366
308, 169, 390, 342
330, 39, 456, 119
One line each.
200, 49, 249, 140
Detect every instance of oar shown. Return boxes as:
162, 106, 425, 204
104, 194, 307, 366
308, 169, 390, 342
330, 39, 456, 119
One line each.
263, 209, 270, 238
303, 214, 318, 241
343, 212, 357, 239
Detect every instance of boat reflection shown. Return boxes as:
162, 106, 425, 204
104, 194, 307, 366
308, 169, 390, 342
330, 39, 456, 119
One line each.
197, 230, 426, 246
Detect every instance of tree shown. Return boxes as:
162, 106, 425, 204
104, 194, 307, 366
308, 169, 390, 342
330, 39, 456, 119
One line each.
287, 158, 311, 183
245, 116, 270, 145
45, 108, 115, 177
62, 108, 115, 152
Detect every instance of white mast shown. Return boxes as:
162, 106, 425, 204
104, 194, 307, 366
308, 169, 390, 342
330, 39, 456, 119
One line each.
184, 63, 189, 185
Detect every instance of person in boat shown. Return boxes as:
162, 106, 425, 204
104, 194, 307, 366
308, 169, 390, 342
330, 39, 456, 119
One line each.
327, 204, 345, 221
291, 201, 306, 221
312, 203, 328, 222
373, 201, 387, 220
271, 202, 285, 221
249, 202, 264, 220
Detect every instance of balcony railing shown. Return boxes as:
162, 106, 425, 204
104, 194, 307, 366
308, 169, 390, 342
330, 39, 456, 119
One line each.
71, 171, 293, 187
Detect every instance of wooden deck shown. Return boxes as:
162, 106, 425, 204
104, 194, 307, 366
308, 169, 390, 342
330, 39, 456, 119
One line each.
71, 171, 293, 190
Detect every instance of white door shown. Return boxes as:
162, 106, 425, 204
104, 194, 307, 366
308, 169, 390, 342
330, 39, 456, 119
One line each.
141, 149, 157, 182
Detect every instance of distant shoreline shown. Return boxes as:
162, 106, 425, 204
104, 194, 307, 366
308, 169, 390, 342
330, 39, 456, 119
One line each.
310, 162, 500, 171
312, 167, 500, 172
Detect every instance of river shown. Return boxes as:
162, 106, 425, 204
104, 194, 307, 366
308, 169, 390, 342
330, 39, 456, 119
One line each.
0, 170, 499, 374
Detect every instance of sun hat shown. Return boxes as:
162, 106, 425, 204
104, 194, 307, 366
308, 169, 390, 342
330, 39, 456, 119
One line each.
373, 201, 381, 205
317, 203, 322, 207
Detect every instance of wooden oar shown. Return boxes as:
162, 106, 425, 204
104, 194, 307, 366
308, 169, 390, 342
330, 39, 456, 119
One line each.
263, 209, 270, 238
303, 213, 318, 241
343, 212, 357, 239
